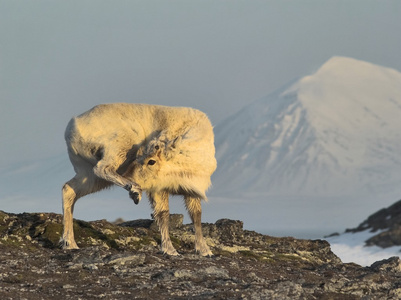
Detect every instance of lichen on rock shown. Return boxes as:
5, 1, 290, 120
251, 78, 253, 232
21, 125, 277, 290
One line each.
0, 210, 400, 299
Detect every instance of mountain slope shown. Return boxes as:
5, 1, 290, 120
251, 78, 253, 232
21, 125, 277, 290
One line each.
212, 56, 401, 198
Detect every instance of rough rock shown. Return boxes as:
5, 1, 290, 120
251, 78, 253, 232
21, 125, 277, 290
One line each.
1, 210, 401, 299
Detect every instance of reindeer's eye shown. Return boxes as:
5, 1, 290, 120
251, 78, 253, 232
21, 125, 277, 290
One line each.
148, 159, 156, 166
155, 145, 159, 150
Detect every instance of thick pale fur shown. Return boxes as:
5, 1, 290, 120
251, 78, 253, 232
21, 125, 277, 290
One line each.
61, 103, 217, 256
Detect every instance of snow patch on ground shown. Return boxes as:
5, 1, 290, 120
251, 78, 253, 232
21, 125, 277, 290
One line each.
325, 230, 401, 267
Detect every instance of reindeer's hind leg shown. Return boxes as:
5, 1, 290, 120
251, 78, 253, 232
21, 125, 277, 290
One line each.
148, 191, 179, 256
60, 174, 111, 249
93, 149, 142, 204
185, 196, 213, 257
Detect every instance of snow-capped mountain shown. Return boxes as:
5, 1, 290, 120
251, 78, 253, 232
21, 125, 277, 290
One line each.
212, 56, 401, 198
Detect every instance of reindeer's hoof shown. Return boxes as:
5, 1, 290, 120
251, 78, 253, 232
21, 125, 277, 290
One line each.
129, 191, 141, 204
59, 239, 79, 250
197, 250, 214, 257
163, 251, 181, 257
195, 245, 214, 257
161, 246, 181, 257
125, 184, 142, 204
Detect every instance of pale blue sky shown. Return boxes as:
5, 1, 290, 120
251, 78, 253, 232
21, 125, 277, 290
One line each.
1, 1, 400, 166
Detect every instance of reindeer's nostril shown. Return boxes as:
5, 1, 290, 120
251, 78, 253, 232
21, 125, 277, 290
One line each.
148, 159, 156, 166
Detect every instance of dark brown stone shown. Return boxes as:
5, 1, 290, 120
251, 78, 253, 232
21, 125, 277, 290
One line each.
0, 210, 400, 299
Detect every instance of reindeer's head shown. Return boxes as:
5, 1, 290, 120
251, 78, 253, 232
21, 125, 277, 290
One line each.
125, 132, 210, 199
126, 133, 180, 188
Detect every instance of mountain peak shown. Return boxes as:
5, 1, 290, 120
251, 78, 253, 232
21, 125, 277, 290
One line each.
213, 57, 401, 199
311, 56, 401, 79
284, 56, 401, 142
317, 56, 372, 73
289, 56, 401, 97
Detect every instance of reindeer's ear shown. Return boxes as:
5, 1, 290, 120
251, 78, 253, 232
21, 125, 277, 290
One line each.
163, 135, 182, 160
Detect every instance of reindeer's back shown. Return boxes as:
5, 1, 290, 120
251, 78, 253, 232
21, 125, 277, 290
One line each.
65, 103, 216, 175
65, 104, 148, 159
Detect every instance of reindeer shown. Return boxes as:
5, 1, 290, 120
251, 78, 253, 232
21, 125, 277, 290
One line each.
60, 103, 216, 256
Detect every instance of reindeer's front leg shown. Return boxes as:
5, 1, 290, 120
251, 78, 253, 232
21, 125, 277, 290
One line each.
185, 196, 213, 257
148, 191, 179, 256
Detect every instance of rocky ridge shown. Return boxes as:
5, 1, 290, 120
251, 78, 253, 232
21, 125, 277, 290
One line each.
1, 210, 401, 299
346, 199, 401, 248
